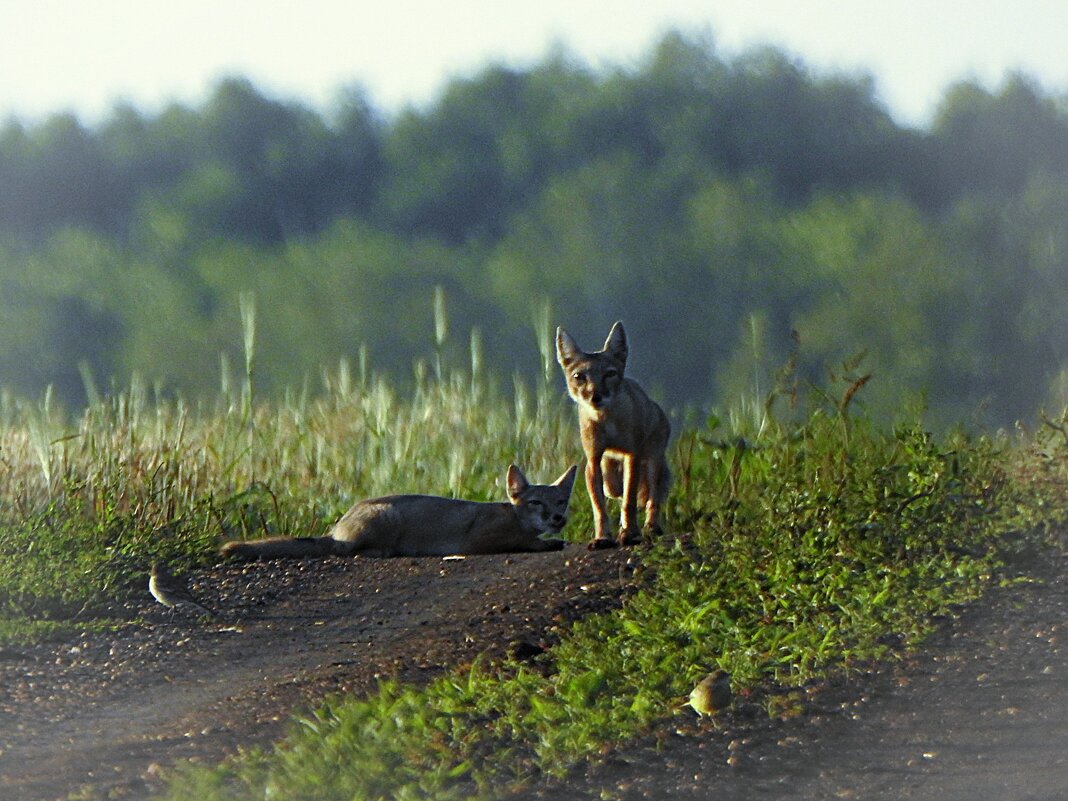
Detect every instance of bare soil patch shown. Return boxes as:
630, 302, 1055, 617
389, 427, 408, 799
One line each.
0, 548, 635, 801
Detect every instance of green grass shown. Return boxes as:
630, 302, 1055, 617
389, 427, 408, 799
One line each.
1, 316, 1066, 800
0, 350, 583, 626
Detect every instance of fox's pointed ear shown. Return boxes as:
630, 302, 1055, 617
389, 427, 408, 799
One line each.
604, 321, 628, 366
555, 464, 579, 495
506, 464, 529, 499
555, 327, 580, 367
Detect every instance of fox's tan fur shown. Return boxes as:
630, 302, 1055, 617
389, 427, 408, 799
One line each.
556, 321, 671, 548
220, 464, 577, 560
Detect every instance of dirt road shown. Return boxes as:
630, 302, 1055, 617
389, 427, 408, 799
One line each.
3, 546, 1067, 801
0, 549, 634, 801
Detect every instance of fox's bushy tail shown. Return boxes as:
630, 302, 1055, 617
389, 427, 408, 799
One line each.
220, 535, 344, 560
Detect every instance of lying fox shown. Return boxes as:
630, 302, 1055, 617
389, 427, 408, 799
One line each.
556, 321, 671, 548
220, 464, 577, 559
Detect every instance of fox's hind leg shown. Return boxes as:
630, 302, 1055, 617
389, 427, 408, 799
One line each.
641, 458, 670, 538
601, 455, 624, 498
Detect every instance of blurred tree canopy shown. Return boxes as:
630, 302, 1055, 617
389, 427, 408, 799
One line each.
0, 31, 1066, 427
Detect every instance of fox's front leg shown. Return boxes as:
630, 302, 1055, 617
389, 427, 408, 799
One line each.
618, 454, 642, 546
585, 455, 616, 549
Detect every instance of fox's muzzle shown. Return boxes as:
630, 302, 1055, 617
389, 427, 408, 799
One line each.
589, 389, 613, 408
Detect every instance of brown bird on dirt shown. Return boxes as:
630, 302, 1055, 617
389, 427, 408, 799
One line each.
149, 563, 213, 617
687, 669, 733, 717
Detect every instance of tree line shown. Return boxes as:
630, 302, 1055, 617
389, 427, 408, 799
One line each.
1, 31, 1066, 427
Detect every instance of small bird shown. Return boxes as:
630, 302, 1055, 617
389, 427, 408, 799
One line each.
149, 563, 213, 617
687, 669, 732, 717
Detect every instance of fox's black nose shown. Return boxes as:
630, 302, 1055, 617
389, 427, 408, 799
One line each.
591, 393, 602, 406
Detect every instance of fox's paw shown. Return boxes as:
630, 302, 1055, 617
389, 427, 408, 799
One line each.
617, 527, 643, 547
587, 537, 618, 551
643, 523, 664, 539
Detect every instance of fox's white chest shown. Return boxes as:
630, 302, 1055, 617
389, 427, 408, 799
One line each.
599, 418, 620, 442
582, 411, 633, 452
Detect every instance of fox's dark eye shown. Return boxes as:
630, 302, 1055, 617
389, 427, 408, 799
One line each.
529, 500, 543, 507
572, 371, 586, 383
604, 369, 619, 379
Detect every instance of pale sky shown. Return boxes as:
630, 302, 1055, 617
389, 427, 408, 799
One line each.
2, 0, 1066, 128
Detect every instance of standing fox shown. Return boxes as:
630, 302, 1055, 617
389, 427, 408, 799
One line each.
556, 321, 671, 549
220, 464, 577, 559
